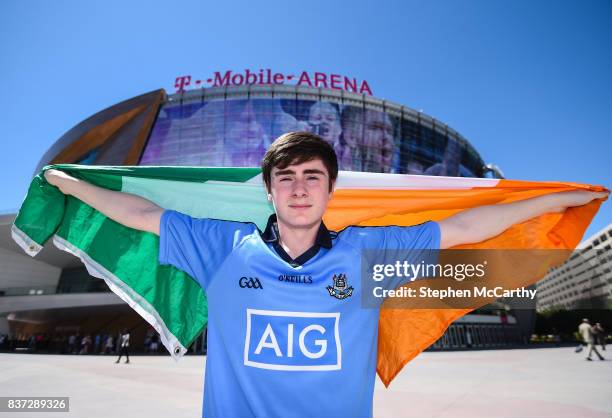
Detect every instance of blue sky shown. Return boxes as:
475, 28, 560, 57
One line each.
1, 0, 610, 238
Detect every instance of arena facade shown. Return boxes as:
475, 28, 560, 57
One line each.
1, 80, 529, 354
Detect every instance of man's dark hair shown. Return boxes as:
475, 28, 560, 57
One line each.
261, 131, 338, 192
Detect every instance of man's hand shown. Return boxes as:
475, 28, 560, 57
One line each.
439, 188, 609, 249
548, 190, 609, 213
44, 169, 78, 194
42, 168, 164, 235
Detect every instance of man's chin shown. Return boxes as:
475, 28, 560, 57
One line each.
281, 216, 321, 230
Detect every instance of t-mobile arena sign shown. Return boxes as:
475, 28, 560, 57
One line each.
174, 70, 373, 96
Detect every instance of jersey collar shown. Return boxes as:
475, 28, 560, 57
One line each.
260, 214, 335, 267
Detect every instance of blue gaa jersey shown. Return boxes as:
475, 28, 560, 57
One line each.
159, 210, 440, 418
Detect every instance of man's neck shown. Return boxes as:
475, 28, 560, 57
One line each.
276, 219, 321, 260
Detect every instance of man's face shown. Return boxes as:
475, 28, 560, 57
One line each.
268, 158, 334, 230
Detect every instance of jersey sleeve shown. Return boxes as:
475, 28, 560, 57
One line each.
158, 209, 255, 290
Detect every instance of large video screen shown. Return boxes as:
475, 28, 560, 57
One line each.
140, 99, 481, 177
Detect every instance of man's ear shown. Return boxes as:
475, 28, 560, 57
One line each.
329, 180, 336, 196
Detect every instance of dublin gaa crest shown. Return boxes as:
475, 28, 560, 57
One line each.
327, 274, 353, 300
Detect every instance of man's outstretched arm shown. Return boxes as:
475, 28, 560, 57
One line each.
438, 190, 609, 249
44, 168, 164, 235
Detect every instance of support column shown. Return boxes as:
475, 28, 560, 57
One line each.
0, 315, 9, 336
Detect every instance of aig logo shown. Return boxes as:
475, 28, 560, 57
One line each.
239, 277, 263, 289
244, 309, 341, 371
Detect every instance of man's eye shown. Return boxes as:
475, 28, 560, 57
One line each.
307, 176, 319, 180
280, 177, 292, 182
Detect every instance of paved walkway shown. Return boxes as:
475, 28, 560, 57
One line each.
1, 347, 610, 417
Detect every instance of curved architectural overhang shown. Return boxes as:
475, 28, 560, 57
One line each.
0, 293, 123, 316
0, 213, 80, 269
34, 89, 166, 174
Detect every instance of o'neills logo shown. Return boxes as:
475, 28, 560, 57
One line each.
174, 69, 373, 96
278, 274, 313, 284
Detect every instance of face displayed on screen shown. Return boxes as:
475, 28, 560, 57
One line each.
363, 110, 393, 149
272, 111, 310, 140
225, 101, 267, 150
307, 102, 341, 146
362, 110, 394, 172
338, 106, 362, 150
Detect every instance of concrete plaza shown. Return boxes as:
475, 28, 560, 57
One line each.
1, 347, 610, 417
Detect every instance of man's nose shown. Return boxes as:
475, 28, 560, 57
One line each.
291, 178, 308, 197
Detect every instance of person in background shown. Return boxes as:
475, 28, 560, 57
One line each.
578, 318, 605, 361
594, 322, 606, 351
115, 329, 130, 364
103, 334, 114, 355
67, 334, 76, 354
149, 333, 159, 354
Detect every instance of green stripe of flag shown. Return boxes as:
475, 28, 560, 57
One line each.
12, 164, 273, 360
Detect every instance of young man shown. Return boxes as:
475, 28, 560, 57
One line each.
44, 132, 607, 418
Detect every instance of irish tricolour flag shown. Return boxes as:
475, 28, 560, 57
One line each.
11, 164, 605, 386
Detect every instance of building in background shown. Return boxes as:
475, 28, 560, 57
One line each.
537, 224, 612, 312
1, 84, 526, 353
